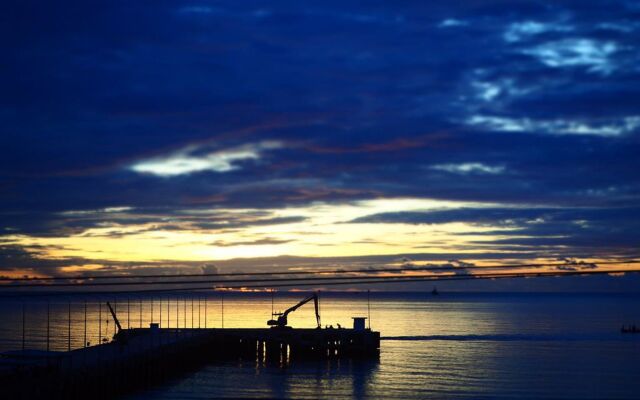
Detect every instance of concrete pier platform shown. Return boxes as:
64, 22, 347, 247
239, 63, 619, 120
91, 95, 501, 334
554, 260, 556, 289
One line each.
0, 326, 380, 399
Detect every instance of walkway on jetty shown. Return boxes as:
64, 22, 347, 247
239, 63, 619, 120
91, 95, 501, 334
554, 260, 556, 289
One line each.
1, 325, 380, 399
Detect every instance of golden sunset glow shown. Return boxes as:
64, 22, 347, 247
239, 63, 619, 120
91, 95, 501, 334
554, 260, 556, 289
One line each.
3, 198, 522, 264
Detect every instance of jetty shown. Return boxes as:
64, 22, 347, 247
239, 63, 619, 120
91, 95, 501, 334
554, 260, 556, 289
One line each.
0, 295, 380, 399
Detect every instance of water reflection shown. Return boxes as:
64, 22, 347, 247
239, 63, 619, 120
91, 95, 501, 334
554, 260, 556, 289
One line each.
135, 356, 380, 399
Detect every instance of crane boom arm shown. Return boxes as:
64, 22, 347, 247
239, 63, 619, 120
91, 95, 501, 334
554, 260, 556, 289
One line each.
106, 301, 122, 332
282, 294, 315, 318
268, 293, 321, 328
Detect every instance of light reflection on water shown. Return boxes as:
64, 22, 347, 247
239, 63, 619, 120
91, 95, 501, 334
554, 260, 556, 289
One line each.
1, 292, 640, 398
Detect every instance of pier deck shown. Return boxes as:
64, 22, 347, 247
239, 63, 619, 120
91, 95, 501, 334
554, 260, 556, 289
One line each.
0, 326, 380, 399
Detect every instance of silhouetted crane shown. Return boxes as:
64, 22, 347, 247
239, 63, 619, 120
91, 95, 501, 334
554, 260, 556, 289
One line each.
106, 301, 122, 333
267, 293, 320, 329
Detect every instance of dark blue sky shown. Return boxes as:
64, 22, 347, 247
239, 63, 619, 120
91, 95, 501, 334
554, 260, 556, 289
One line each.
1, 1, 639, 285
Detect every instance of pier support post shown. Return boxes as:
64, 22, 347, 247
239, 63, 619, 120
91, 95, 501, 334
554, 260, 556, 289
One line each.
258, 340, 264, 363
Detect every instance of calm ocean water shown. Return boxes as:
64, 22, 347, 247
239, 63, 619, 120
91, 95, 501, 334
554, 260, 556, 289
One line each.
1, 292, 639, 398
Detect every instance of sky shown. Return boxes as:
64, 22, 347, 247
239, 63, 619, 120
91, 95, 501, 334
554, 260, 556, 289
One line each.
1, 1, 639, 290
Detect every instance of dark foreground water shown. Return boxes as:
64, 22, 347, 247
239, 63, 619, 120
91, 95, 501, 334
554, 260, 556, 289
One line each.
2, 292, 639, 398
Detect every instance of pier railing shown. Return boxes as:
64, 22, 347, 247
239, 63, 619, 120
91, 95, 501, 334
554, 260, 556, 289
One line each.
0, 293, 225, 353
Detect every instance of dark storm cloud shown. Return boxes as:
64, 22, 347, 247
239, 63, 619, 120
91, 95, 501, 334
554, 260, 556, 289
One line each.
351, 207, 640, 252
0, 1, 639, 261
0, 207, 307, 237
192, 216, 307, 231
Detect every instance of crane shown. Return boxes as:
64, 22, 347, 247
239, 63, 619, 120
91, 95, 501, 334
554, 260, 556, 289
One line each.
106, 301, 131, 344
267, 293, 321, 329
106, 301, 122, 333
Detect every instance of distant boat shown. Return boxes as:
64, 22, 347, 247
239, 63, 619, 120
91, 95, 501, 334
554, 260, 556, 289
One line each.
431, 287, 439, 296
621, 325, 639, 334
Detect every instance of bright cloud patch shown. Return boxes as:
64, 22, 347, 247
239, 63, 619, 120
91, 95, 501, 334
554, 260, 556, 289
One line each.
439, 19, 468, 28
472, 81, 502, 101
467, 115, 640, 137
597, 22, 638, 33
431, 163, 505, 175
503, 21, 573, 42
522, 38, 618, 74
130, 141, 282, 177
470, 79, 533, 102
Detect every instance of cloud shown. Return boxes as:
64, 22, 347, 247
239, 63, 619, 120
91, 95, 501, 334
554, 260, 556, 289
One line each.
1, 0, 640, 276
439, 19, 468, 28
349, 208, 541, 226
200, 264, 219, 275
430, 163, 505, 175
522, 38, 619, 74
468, 77, 535, 105
597, 22, 638, 33
130, 141, 282, 177
471, 81, 502, 101
210, 237, 293, 247
503, 21, 573, 42
178, 6, 216, 14
192, 216, 307, 230
467, 115, 640, 136
554, 257, 597, 271
349, 206, 640, 252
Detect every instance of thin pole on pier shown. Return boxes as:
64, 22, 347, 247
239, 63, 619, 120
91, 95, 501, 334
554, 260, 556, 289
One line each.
191, 297, 194, 329
114, 300, 117, 336
84, 300, 87, 348
318, 290, 321, 326
204, 295, 207, 328
367, 290, 371, 329
271, 289, 274, 316
160, 297, 163, 328
221, 292, 224, 329
198, 297, 201, 329
184, 296, 187, 329
21, 301, 25, 351
68, 301, 71, 351
139, 298, 142, 328
46, 300, 50, 352
167, 296, 170, 328
99, 301, 102, 345
175, 297, 179, 337
151, 298, 154, 325
127, 297, 130, 329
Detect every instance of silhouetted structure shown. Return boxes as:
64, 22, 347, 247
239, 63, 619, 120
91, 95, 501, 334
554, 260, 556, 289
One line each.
0, 297, 379, 399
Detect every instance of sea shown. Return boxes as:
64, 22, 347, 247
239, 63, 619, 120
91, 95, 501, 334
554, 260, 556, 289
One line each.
1, 292, 639, 399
